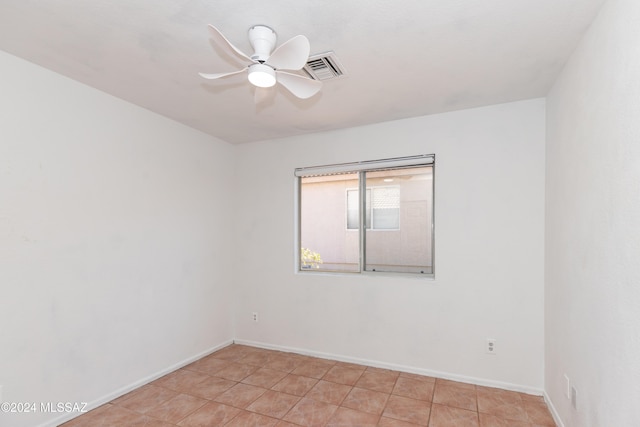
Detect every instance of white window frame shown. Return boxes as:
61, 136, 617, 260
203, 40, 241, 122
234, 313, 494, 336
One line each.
295, 154, 435, 277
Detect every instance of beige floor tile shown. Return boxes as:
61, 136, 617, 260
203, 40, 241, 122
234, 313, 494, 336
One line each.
145, 393, 208, 423
224, 410, 279, 427
355, 370, 399, 393
282, 397, 339, 426
477, 387, 528, 422
435, 379, 476, 390
186, 375, 237, 400
59, 404, 113, 427
271, 373, 318, 396
177, 401, 241, 426
291, 360, 334, 379
341, 386, 389, 415
378, 416, 423, 427
214, 362, 259, 382
365, 366, 401, 376
214, 383, 267, 408
523, 399, 556, 426
245, 390, 301, 419
212, 344, 258, 361
241, 367, 289, 388
432, 382, 478, 412
115, 384, 177, 413
399, 372, 436, 382
77, 404, 153, 426
334, 361, 367, 371
185, 355, 230, 376
275, 421, 301, 427
238, 351, 275, 367
382, 395, 431, 426
429, 403, 479, 427
322, 365, 365, 386
152, 369, 211, 393
325, 407, 380, 426
478, 412, 533, 427
305, 380, 353, 405
393, 376, 435, 402
263, 355, 303, 373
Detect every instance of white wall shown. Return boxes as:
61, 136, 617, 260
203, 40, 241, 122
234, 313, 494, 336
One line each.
0, 52, 235, 427
545, 0, 640, 425
234, 99, 546, 391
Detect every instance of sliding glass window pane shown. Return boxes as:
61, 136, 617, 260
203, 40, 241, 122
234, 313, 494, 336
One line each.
300, 173, 359, 272
371, 187, 400, 229
364, 167, 433, 274
346, 189, 371, 230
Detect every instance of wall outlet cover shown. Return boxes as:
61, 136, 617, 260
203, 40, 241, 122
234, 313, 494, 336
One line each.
486, 338, 497, 355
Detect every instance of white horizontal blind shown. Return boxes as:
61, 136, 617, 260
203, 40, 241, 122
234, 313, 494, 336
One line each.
294, 154, 434, 178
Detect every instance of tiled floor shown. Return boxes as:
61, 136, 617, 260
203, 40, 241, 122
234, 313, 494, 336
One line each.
61, 344, 556, 426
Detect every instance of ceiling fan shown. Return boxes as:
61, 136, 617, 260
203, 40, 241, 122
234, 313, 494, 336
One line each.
199, 25, 322, 101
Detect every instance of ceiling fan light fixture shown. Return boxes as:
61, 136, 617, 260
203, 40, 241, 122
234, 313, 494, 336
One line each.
201, 24, 321, 100
248, 63, 276, 88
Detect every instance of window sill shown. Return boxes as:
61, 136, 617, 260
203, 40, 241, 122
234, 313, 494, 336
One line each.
295, 269, 435, 280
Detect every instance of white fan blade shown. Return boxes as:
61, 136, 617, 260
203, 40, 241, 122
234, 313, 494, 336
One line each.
207, 24, 253, 64
199, 68, 246, 80
266, 35, 310, 71
276, 71, 322, 99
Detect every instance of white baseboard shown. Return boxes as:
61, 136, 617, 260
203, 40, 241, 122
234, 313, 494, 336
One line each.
233, 339, 545, 397
544, 390, 566, 427
38, 339, 233, 427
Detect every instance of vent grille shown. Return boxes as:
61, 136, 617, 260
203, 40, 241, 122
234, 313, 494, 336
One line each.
303, 51, 346, 81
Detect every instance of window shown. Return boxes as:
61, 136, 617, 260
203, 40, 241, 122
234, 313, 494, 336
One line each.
296, 155, 434, 275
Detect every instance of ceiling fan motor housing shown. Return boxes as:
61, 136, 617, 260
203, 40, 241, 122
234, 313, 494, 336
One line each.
249, 25, 276, 62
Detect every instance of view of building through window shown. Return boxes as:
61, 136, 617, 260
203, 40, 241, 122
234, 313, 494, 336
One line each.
298, 159, 433, 275
347, 186, 400, 230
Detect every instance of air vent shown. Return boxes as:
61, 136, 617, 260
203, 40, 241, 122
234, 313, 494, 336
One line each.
303, 51, 346, 81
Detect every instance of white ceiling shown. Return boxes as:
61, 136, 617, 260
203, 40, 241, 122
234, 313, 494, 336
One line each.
0, 0, 605, 144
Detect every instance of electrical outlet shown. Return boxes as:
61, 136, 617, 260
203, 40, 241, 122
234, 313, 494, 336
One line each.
564, 374, 571, 399
252, 312, 258, 322
486, 338, 496, 355
571, 386, 577, 409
